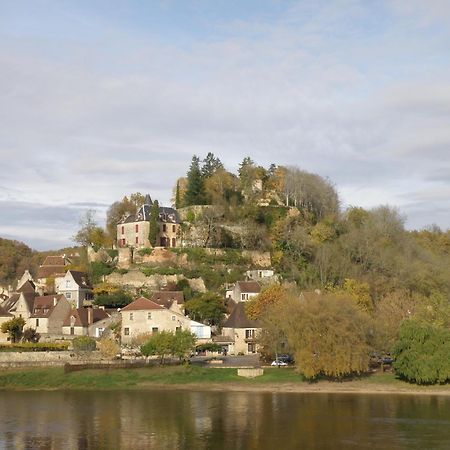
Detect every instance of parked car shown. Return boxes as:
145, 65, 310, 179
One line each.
271, 359, 288, 366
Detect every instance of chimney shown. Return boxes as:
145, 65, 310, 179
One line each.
87, 306, 93, 325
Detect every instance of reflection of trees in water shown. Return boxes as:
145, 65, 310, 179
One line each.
1, 391, 450, 449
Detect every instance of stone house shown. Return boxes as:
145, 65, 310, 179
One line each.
55, 270, 93, 308
0, 305, 13, 343
28, 294, 72, 336
36, 255, 70, 292
229, 281, 261, 302
120, 297, 191, 344
62, 307, 113, 338
2, 291, 36, 320
150, 291, 185, 315
117, 195, 181, 249
245, 269, 278, 282
220, 303, 261, 355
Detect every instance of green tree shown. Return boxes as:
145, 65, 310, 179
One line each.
94, 290, 133, 308
149, 199, 160, 246
172, 330, 197, 361
201, 152, 224, 178
72, 336, 97, 351
185, 292, 227, 326
140, 331, 175, 364
185, 155, 206, 206
392, 319, 450, 384
1, 317, 25, 343
22, 328, 40, 343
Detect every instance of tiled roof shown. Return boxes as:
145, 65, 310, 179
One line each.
42, 256, 66, 266
63, 307, 109, 327
236, 281, 261, 294
0, 305, 13, 317
223, 303, 261, 329
30, 294, 65, 318
68, 271, 92, 289
121, 297, 165, 311
17, 280, 35, 294
151, 291, 184, 309
37, 266, 66, 279
2, 293, 20, 312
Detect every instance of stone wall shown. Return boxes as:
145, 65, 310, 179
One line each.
0, 351, 104, 368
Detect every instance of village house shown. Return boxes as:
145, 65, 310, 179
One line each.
55, 270, 93, 308
27, 294, 71, 337
36, 255, 70, 292
219, 303, 262, 355
227, 281, 261, 302
150, 291, 185, 315
245, 269, 278, 283
62, 306, 114, 338
117, 195, 181, 249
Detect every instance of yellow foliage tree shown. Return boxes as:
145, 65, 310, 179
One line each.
246, 284, 290, 320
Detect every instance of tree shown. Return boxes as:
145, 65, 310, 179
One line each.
106, 193, 144, 241
184, 156, 206, 206
330, 278, 373, 312
246, 284, 290, 320
1, 317, 25, 343
172, 330, 197, 361
276, 294, 372, 379
73, 210, 107, 249
392, 319, 450, 384
185, 292, 227, 326
22, 328, 40, 343
201, 152, 224, 178
140, 331, 175, 364
148, 200, 160, 246
94, 290, 133, 308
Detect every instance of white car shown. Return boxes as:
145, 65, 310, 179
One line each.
271, 359, 288, 366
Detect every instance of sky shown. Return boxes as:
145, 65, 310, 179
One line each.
1, 0, 450, 250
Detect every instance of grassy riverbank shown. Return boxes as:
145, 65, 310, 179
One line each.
0, 366, 449, 395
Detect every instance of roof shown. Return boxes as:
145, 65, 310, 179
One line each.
236, 281, 261, 294
2, 293, 20, 312
225, 298, 237, 315
37, 266, 66, 279
151, 291, 184, 309
63, 307, 109, 327
121, 297, 165, 311
17, 280, 35, 294
118, 203, 181, 225
68, 271, 92, 289
30, 295, 66, 318
223, 302, 261, 329
0, 305, 13, 317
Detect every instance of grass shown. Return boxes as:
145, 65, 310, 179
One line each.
0, 366, 448, 392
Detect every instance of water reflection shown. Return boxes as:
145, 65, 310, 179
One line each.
0, 390, 449, 449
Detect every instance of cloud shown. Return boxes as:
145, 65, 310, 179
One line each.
0, 0, 449, 248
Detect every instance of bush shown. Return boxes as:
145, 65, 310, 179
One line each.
137, 248, 153, 256
97, 337, 120, 360
72, 336, 97, 352
90, 261, 115, 284
196, 343, 222, 353
94, 290, 133, 308
0, 343, 69, 352
392, 320, 450, 384
115, 268, 128, 275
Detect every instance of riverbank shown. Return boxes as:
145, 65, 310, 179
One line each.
1, 366, 450, 395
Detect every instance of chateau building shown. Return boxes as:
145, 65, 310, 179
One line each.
117, 195, 181, 248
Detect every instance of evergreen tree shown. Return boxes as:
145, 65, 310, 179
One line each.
175, 180, 181, 209
185, 156, 206, 205
148, 200, 159, 246
202, 152, 224, 178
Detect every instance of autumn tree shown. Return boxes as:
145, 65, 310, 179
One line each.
1, 317, 26, 343
246, 284, 290, 320
73, 210, 108, 249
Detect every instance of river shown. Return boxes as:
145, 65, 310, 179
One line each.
0, 390, 449, 449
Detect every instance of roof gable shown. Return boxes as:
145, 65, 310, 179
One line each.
151, 291, 184, 308
223, 303, 261, 329
121, 297, 165, 311
236, 281, 261, 293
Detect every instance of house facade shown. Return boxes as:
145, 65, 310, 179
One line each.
120, 297, 191, 344
220, 303, 261, 355
62, 307, 113, 337
117, 195, 181, 249
55, 270, 93, 308
229, 281, 261, 302
28, 294, 72, 336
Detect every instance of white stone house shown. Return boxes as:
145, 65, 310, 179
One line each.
62, 307, 113, 337
28, 294, 72, 336
55, 270, 93, 308
230, 281, 261, 302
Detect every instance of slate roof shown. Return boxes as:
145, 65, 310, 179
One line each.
0, 305, 13, 317
68, 271, 92, 289
121, 297, 165, 311
30, 294, 66, 318
118, 196, 181, 225
236, 281, 261, 294
17, 280, 35, 294
223, 302, 261, 329
63, 307, 109, 327
2, 293, 20, 312
151, 291, 184, 309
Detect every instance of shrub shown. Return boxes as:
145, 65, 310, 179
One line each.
0, 343, 69, 352
22, 328, 40, 343
137, 247, 153, 256
115, 268, 128, 275
90, 261, 115, 284
94, 290, 133, 308
392, 320, 450, 384
72, 336, 97, 352
97, 337, 121, 360
196, 343, 222, 353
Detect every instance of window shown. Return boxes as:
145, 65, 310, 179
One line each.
147, 312, 152, 320
135, 236, 139, 244
66, 292, 71, 299
241, 293, 248, 301
135, 224, 139, 233
121, 226, 125, 235
172, 225, 176, 232
162, 224, 167, 232
36, 319, 39, 327
152, 327, 158, 334
248, 343, 256, 353
172, 315, 176, 321
172, 238, 176, 247
70, 327, 75, 335
66, 280, 70, 288
245, 329, 255, 339
124, 328, 130, 336
130, 313, 134, 320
